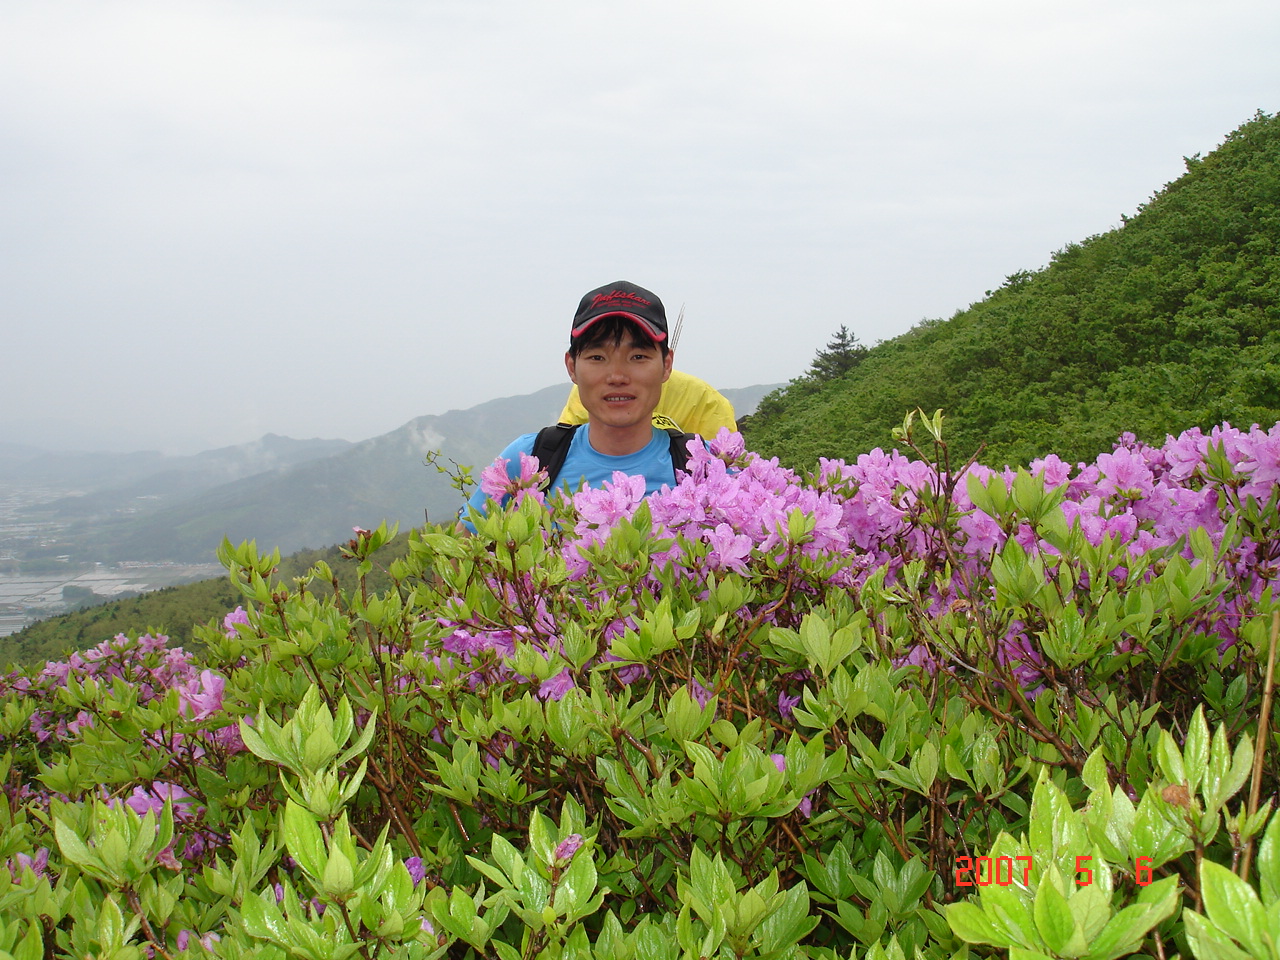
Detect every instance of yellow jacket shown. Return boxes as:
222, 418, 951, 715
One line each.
559, 369, 738, 436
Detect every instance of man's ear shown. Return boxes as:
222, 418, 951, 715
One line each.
662, 350, 674, 382
564, 351, 578, 384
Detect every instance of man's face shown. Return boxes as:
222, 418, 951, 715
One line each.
564, 333, 673, 433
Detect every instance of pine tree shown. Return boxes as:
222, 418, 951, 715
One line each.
807, 325, 867, 382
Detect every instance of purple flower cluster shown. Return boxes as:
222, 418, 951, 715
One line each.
175, 930, 221, 952
3, 419, 1274, 898
563, 423, 1275, 688
7, 632, 243, 754
1, 632, 245, 870
223, 606, 251, 636
448, 421, 1279, 707
480, 452, 549, 509
668, 424, 1272, 582
6, 847, 49, 881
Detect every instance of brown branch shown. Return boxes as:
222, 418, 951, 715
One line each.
621, 729, 662, 780
363, 758, 422, 859
126, 887, 174, 960
1239, 609, 1279, 882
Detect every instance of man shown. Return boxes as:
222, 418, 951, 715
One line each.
461, 281, 696, 525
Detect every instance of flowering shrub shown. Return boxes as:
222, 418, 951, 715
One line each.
0, 415, 1277, 959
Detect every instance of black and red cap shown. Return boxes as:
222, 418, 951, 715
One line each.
571, 281, 668, 342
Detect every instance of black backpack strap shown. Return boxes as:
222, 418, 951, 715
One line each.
664, 429, 699, 478
531, 423, 580, 490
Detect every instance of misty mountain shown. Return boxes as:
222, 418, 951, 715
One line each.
41, 381, 781, 563
0, 442, 48, 465
1, 434, 354, 494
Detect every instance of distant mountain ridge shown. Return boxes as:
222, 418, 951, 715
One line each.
10, 381, 782, 563
0, 434, 355, 491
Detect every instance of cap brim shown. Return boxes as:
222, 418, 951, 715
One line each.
571, 312, 668, 341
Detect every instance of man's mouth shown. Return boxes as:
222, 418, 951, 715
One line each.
604, 395, 635, 403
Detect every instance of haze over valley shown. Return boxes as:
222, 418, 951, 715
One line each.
0, 381, 780, 636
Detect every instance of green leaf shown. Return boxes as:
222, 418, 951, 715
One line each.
966, 472, 1003, 519
1184, 706, 1210, 794
322, 848, 355, 900
946, 902, 1007, 946
1155, 729, 1187, 789
1028, 776, 1088, 866
1097, 787, 1136, 863
1183, 910, 1253, 960
468, 854, 515, 892
1031, 880, 1077, 955
1257, 810, 1280, 902
944, 743, 978, 790
1066, 881, 1111, 945
239, 714, 283, 766
282, 801, 326, 881
1131, 787, 1193, 866
554, 851, 599, 921
1079, 878, 1175, 960
1087, 905, 1163, 960
12, 922, 42, 960
911, 741, 939, 791
336, 709, 379, 767
303, 725, 340, 771
757, 883, 818, 953
1081, 748, 1110, 794
1199, 861, 1267, 958
96, 895, 123, 952
240, 889, 290, 944
53, 818, 101, 873
976, 875, 1037, 947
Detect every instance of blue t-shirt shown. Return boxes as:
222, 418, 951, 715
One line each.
461, 424, 683, 529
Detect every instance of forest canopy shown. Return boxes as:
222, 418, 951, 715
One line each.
745, 110, 1280, 470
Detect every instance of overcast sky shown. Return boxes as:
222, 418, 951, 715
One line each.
2, 0, 1276, 454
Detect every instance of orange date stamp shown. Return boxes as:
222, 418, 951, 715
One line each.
954, 855, 1154, 888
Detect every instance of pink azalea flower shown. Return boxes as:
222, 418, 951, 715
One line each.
778, 692, 800, 721
689, 679, 714, 710
554, 834, 584, 861
7, 848, 49, 881
405, 857, 426, 885
538, 668, 576, 702
705, 523, 753, 572
480, 456, 514, 498
222, 606, 250, 636
178, 670, 226, 721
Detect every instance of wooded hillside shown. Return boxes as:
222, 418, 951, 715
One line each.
745, 110, 1280, 468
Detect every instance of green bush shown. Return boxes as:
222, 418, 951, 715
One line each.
1, 417, 1278, 958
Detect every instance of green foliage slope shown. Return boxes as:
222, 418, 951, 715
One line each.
4, 426, 1279, 959
746, 110, 1280, 469
0, 577, 241, 668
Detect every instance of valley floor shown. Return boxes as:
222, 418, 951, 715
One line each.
0, 562, 224, 637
